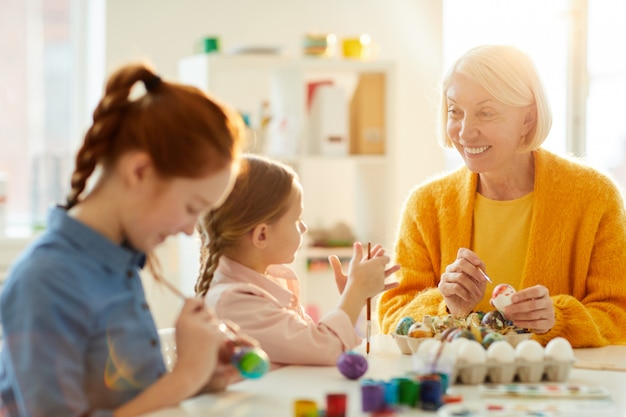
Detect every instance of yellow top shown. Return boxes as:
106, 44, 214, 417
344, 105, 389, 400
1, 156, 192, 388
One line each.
471, 192, 533, 312
377, 148, 626, 348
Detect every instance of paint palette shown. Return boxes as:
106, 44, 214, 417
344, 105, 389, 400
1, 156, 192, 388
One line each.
437, 400, 616, 417
479, 383, 611, 398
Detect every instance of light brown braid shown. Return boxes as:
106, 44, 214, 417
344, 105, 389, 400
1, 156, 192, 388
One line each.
194, 155, 298, 297
195, 218, 226, 296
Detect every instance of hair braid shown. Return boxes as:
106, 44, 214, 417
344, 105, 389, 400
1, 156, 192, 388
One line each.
66, 65, 156, 208
195, 217, 225, 296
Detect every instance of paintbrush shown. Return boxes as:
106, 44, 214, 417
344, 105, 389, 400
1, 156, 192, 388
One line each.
160, 277, 239, 342
366, 242, 371, 355
477, 266, 493, 283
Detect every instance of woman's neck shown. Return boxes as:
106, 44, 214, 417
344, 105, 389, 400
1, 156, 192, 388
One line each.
477, 152, 535, 200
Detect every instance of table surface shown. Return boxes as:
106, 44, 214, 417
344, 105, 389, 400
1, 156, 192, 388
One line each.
142, 335, 626, 417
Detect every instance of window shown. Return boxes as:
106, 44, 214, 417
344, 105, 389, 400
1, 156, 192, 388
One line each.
586, 0, 626, 191
0, 0, 104, 236
442, 0, 571, 169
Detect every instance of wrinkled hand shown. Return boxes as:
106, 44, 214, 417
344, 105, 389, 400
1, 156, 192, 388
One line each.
438, 248, 489, 317
328, 242, 400, 297
502, 285, 555, 334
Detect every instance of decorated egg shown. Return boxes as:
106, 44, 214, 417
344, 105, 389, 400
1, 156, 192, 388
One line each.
231, 347, 270, 379
480, 310, 506, 331
451, 329, 476, 342
337, 351, 368, 380
490, 284, 516, 316
395, 316, 416, 336
544, 337, 574, 362
407, 322, 434, 338
481, 331, 505, 349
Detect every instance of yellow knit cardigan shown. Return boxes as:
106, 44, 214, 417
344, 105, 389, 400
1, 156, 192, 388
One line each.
378, 148, 626, 347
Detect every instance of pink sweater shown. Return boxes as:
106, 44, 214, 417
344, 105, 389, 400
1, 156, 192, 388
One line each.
204, 256, 361, 365
378, 148, 626, 348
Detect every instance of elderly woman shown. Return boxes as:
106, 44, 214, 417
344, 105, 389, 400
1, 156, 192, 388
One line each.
378, 44, 626, 348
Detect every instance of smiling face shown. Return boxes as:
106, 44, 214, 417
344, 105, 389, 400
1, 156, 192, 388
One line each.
446, 73, 535, 175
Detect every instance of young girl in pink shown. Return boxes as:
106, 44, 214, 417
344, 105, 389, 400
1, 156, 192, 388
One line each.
195, 154, 400, 366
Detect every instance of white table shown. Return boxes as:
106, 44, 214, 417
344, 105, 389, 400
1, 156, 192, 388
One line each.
142, 335, 626, 417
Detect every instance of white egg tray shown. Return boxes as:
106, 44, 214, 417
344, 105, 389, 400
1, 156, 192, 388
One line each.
391, 333, 574, 385
392, 332, 531, 355
450, 358, 574, 384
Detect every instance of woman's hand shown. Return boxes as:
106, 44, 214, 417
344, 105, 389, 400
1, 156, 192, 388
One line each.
502, 285, 555, 334
438, 248, 489, 317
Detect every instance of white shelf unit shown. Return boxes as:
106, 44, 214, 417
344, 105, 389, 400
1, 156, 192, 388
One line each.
178, 54, 396, 317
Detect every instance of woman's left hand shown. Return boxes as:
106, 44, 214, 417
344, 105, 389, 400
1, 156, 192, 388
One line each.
502, 285, 555, 334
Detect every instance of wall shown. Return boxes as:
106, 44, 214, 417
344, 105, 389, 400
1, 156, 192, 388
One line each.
106, 0, 445, 328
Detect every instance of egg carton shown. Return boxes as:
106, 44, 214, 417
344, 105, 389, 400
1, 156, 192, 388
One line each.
450, 358, 575, 384
391, 332, 531, 355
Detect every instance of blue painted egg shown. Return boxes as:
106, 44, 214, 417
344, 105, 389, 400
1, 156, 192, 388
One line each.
395, 316, 416, 335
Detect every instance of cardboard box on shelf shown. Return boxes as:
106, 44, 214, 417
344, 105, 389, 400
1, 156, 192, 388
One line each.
308, 84, 349, 156
349, 73, 385, 155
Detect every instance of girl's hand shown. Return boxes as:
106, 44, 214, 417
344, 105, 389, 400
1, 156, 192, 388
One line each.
438, 248, 489, 317
202, 320, 260, 393
502, 285, 555, 334
171, 298, 224, 397
328, 243, 384, 294
340, 242, 400, 300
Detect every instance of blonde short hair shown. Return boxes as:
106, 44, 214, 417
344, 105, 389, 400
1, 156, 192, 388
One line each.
437, 45, 552, 152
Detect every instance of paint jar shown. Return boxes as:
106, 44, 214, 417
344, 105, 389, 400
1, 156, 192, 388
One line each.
342, 34, 371, 59
326, 393, 347, 417
302, 32, 337, 58
198, 36, 220, 54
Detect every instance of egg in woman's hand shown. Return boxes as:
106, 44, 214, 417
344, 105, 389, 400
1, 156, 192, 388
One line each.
490, 284, 516, 316
544, 337, 574, 362
514, 339, 544, 362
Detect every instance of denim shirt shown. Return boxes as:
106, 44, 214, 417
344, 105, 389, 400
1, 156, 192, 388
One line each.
0, 207, 166, 417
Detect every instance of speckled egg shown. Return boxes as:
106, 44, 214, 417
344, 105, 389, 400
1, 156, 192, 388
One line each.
481, 331, 505, 349
395, 316, 416, 336
481, 310, 507, 331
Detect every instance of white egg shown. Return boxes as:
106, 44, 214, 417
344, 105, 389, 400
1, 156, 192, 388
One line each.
487, 340, 516, 363
428, 340, 456, 360
544, 337, 574, 361
449, 337, 471, 356
416, 338, 440, 359
515, 339, 544, 362
457, 340, 486, 364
